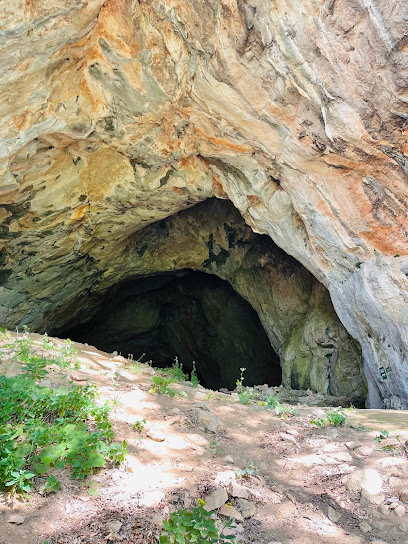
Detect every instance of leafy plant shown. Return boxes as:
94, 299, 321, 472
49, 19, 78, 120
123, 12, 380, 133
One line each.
311, 408, 347, 428
265, 396, 296, 417
132, 419, 146, 434
150, 376, 177, 398
375, 430, 390, 443
43, 475, 61, 493
0, 329, 127, 496
205, 390, 215, 401
236, 461, 257, 479
162, 357, 188, 382
236, 367, 246, 394
160, 499, 236, 544
327, 408, 347, 427
239, 387, 254, 405
190, 362, 199, 388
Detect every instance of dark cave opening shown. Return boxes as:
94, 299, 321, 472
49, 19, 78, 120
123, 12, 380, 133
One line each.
61, 271, 282, 390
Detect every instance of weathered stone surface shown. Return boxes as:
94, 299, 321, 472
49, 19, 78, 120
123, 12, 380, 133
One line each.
203, 488, 228, 512
344, 468, 382, 495
0, 0, 407, 406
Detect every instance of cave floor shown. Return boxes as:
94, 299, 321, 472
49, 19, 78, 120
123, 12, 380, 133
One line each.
1, 334, 408, 544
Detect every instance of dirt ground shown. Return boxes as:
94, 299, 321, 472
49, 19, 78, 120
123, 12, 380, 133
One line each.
1, 335, 408, 544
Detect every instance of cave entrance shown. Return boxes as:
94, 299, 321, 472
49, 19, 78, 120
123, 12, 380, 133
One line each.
62, 271, 282, 390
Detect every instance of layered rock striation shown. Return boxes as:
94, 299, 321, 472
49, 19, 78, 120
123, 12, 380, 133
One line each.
0, 0, 407, 406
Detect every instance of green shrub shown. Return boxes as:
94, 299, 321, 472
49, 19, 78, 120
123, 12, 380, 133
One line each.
0, 330, 127, 496
160, 499, 236, 544
190, 362, 199, 388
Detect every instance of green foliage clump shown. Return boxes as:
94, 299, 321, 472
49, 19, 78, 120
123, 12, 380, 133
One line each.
310, 407, 347, 428
150, 376, 177, 398
0, 330, 127, 496
265, 396, 296, 417
162, 357, 188, 382
190, 362, 199, 388
235, 461, 257, 479
160, 499, 236, 544
132, 419, 146, 433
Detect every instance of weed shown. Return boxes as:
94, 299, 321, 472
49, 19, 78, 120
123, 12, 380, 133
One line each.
205, 390, 215, 401
132, 419, 146, 434
162, 357, 188, 382
190, 361, 199, 388
311, 407, 347, 428
265, 396, 296, 417
43, 475, 61, 493
160, 499, 236, 544
239, 386, 255, 405
236, 367, 246, 394
327, 408, 347, 427
0, 330, 127, 496
236, 461, 257, 479
150, 376, 177, 398
375, 430, 390, 443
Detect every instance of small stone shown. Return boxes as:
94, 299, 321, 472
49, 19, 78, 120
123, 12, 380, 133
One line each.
398, 522, 407, 532
219, 504, 244, 522
328, 505, 341, 522
196, 409, 222, 433
107, 520, 122, 534
344, 468, 382, 495
360, 489, 385, 505
224, 455, 235, 465
357, 446, 373, 456
377, 504, 390, 515
286, 429, 299, 436
227, 481, 251, 499
236, 498, 256, 518
279, 432, 297, 444
359, 521, 372, 533
389, 501, 398, 509
146, 429, 165, 442
258, 460, 268, 471
400, 488, 408, 503
332, 451, 353, 463
8, 514, 25, 525
394, 505, 406, 517
194, 402, 210, 412
203, 488, 228, 512
326, 428, 338, 438
169, 408, 181, 415
346, 441, 362, 450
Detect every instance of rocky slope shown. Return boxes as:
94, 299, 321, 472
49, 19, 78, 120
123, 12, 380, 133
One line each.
0, 0, 407, 406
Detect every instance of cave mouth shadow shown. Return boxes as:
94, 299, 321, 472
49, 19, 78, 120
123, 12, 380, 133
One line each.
61, 270, 282, 391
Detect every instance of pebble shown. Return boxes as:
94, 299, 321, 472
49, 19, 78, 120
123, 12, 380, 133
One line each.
359, 521, 372, 533
203, 488, 228, 512
344, 468, 382, 494
236, 498, 256, 518
377, 504, 390, 515
400, 488, 408, 503
219, 504, 244, 522
346, 441, 362, 450
328, 505, 341, 522
107, 520, 122, 534
227, 481, 252, 499
8, 514, 25, 525
399, 522, 407, 532
357, 445, 373, 456
224, 455, 235, 465
394, 505, 406, 517
279, 432, 297, 444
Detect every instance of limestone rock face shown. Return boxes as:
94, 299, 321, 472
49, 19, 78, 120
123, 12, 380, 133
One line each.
0, 0, 407, 406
